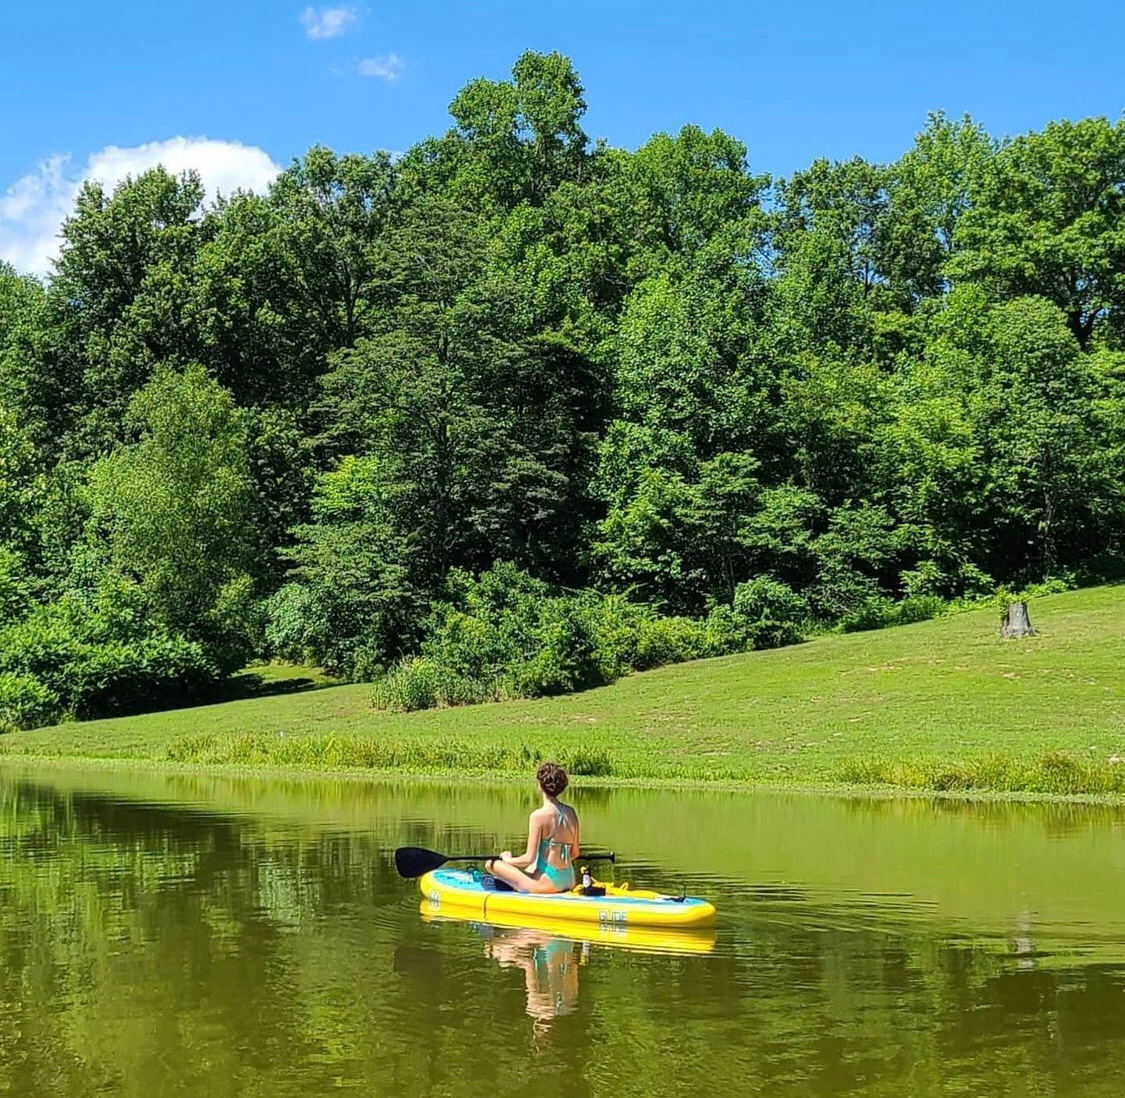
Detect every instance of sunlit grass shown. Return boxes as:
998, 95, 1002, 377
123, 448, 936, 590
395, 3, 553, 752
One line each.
2, 585, 1124, 797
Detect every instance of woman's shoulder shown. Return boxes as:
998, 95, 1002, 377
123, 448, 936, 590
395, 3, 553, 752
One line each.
557, 802, 578, 828
529, 802, 576, 823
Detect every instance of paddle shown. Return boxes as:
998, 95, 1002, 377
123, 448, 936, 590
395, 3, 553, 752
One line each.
394, 845, 616, 879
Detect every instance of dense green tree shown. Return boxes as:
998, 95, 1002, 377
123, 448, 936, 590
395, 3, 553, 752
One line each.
778, 355, 893, 506
0, 262, 72, 456
84, 365, 258, 668
976, 296, 1125, 576
321, 194, 601, 584
190, 147, 397, 410
951, 117, 1125, 348
775, 157, 888, 297
881, 112, 993, 300
266, 455, 420, 675
445, 50, 590, 210
592, 447, 769, 614
624, 126, 769, 271
0, 408, 37, 550
50, 169, 208, 454
0, 408, 40, 625
613, 263, 766, 455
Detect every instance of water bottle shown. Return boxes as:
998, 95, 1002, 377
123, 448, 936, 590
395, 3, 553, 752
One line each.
581, 866, 592, 892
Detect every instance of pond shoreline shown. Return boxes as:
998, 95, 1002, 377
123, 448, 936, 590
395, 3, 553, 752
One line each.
4, 751, 1125, 807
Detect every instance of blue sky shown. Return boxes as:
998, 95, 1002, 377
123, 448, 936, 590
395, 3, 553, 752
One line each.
3, 0, 1123, 273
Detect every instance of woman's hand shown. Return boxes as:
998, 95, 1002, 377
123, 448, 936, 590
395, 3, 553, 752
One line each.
500, 850, 514, 862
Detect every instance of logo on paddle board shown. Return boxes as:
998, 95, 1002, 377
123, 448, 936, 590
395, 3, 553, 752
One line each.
597, 909, 628, 925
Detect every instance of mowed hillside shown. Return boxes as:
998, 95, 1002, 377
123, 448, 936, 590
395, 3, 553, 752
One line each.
3, 586, 1124, 790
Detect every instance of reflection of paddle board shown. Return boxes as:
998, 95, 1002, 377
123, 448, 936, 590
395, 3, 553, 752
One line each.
418, 868, 717, 932
421, 901, 717, 955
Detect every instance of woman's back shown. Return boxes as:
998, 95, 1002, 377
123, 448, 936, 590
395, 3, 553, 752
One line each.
534, 803, 577, 862
532, 802, 578, 888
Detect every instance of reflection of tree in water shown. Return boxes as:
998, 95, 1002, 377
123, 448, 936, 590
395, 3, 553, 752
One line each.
481, 926, 584, 1037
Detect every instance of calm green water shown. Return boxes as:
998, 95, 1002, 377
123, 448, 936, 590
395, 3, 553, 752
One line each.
2, 767, 1124, 1097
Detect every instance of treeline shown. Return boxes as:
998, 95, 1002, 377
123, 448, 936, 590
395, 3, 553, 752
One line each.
2, 51, 1125, 726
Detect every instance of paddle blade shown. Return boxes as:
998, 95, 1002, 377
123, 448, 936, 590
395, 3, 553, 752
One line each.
394, 846, 447, 878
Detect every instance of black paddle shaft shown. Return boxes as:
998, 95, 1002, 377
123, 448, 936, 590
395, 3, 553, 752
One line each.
393, 845, 616, 879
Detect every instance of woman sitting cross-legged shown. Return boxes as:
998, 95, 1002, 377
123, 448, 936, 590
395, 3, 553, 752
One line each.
485, 762, 579, 894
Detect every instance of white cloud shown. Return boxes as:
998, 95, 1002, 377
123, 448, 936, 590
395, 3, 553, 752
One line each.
358, 53, 404, 81
300, 5, 357, 39
0, 137, 281, 278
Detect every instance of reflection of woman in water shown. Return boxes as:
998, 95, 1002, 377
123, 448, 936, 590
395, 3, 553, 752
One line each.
484, 927, 581, 1026
485, 763, 579, 894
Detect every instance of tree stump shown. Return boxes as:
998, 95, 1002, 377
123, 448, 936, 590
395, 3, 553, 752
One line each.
999, 600, 1035, 639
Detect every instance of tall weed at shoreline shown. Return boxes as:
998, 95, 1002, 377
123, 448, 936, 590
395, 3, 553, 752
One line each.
165, 731, 615, 777
836, 751, 1125, 796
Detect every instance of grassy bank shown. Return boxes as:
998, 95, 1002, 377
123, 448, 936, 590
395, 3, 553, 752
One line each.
2, 586, 1124, 796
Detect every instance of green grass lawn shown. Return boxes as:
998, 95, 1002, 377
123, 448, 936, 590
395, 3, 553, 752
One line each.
3, 586, 1125, 795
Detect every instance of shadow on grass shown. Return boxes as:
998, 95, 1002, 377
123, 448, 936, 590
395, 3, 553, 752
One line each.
210, 672, 338, 705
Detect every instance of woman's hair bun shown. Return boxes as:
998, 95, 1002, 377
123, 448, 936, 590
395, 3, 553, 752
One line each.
536, 761, 569, 796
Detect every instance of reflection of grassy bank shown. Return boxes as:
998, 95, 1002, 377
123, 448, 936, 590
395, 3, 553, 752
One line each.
2, 586, 1125, 799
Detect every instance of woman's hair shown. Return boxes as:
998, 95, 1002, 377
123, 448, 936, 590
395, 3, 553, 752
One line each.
537, 761, 569, 797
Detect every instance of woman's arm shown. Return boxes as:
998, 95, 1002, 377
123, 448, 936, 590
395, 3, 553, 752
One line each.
501, 813, 541, 869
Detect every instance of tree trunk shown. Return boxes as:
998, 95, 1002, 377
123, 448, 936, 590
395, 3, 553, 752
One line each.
999, 601, 1035, 639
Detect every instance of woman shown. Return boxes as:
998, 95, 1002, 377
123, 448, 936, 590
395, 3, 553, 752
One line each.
485, 762, 579, 894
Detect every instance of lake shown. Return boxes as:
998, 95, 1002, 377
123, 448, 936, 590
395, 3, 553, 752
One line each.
1, 765, 1123, 1097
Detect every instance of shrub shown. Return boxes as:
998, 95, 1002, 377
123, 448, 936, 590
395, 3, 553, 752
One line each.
579, 593, 648, 682
1075, 551, 1125, 585
373, 657, 495, 712
633, 615, 710, 670
810, 564, 882, 621
732, 577, 808, 649
894, 595, 947, 625
66, 635, 219, 719
0, 601, 86, 686
382, 564, 618, 706
701, 604, 754, 656
371, 564, 785, 715
347, 639, 391, 684
900, 559, 994, 600
373, 658, 441, 712
507, 597, 602, 696
0, 597, 222, 722
839, 593, 948, 633
0, 672, 59, 730
564, 747, 614, 777
839, 596, 895, 633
